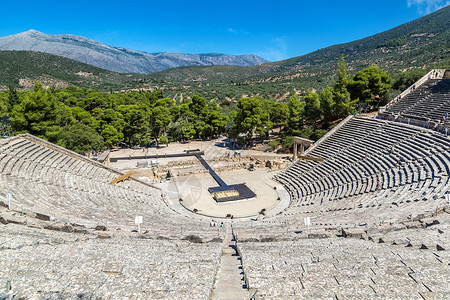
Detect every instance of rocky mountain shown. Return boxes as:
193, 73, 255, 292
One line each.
1, 6, 448, 98
0, 30, 268, 73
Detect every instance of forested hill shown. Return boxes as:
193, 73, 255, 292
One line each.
151, 5, 450, 83
1, 6, 448, 97
0, 51, 147, 90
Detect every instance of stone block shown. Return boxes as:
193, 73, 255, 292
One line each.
425, 219, 440, 227
379, 223, 407, 233
308, 230, 332, 239
342, 227, 365, 238
96, 232, 112, 239
403, 221, 425, 229
392, 238, 409, 245
34, 212, 50, 221
3, 218, 21, 225
73, 227, 89, 234
412, 213, 426, 221
365, 227, 380, 235
44, 224, 74, 232
95, 225, 107, 231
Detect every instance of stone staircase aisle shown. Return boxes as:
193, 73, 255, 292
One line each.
210, 226, 251, 300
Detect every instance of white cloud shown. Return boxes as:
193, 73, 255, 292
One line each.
227, 28, 249, 35
407, 0, 450, 15
255, 36, 288, 62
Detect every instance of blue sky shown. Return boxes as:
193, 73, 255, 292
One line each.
0, 0, 448, 61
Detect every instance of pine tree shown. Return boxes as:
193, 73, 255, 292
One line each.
287, 94, 304, 131
332, 55, 356, 118
335, 55, 348, 92
7, 85, 19, 111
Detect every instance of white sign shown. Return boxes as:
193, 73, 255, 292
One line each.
304, 217, 311, 226
6, 193, 11, 210
304, 217, 311, 232
135, 216, 143, 234
135, 216, 143, 224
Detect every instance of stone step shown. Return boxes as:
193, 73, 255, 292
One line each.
211, 227, 250, 300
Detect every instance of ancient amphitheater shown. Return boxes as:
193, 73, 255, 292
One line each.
1, 70, 449, 299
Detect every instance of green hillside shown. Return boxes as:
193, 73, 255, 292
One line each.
1, 6, 448, 100
149, 5, 450, 100
0, 51, 147, 90
152, 5, 449, 83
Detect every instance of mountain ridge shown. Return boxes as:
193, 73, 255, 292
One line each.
0, 30, 269, 73
0, 6, 448, 99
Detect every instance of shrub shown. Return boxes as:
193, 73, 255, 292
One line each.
159, 136, 169, 145
268, 140, 280, 150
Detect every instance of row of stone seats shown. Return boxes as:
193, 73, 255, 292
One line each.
1, 223, 221, 299
411, 94, 450, 121
388, 81, 436, 114
239, 238, 449, 299
366, 224, 449, 251
221, 79, 445, 297
386, 79, 450, 122
232, 194, 448, 246
279, 117, 448, 194
0, 135, 219, 237
274, 116, 450, 226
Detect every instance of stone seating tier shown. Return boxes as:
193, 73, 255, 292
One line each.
1, 223, 221, 299
274, 116, 450, 226
386, 79, 450, 122
0, 135, 221, 237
